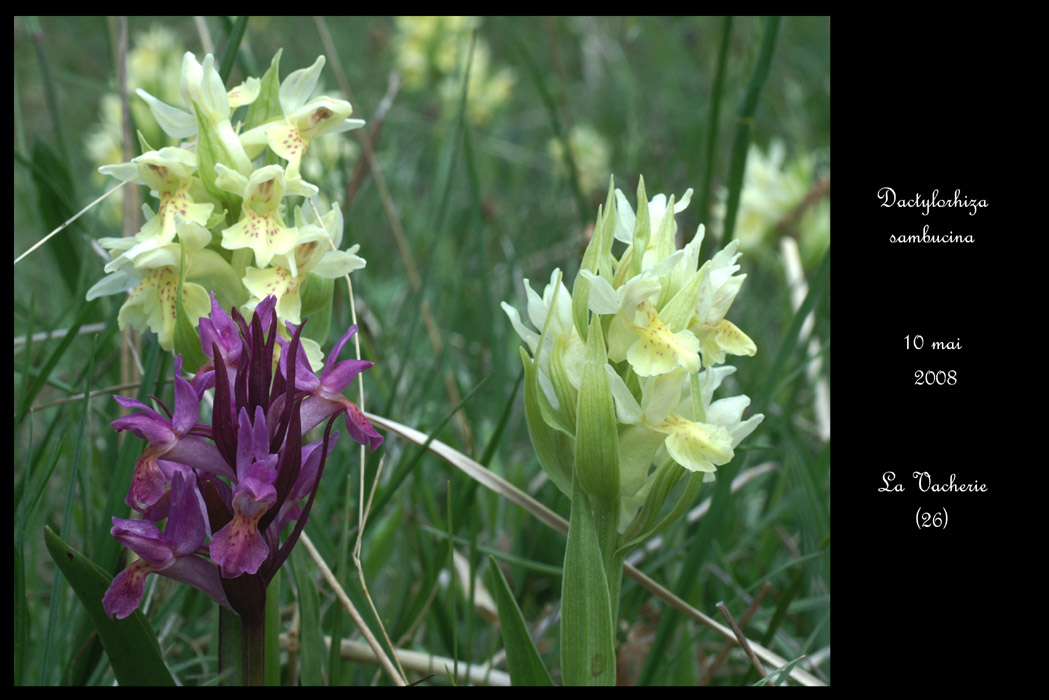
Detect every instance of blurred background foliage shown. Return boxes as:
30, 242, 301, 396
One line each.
14, 16, 829, 686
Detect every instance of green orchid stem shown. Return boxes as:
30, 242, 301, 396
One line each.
218, 600, 267, 686
241, 607, 267, 687
218, 607, 242, 686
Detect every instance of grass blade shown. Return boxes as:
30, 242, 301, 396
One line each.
695, 16, 733, 225
15, 299, 98, 427
218, 15, 250, 83
369, 374, 490, 519
487, 555, 554, 686
26, 139, 85, 295
757, 247, 829, 412
25, 16, 68, 160
499, 17, 588, 226
718, 16, 781, 249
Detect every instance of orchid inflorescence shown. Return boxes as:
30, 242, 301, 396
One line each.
87, 50, 366, 369
103, 293, 382, 622
502, 177, 765, 685
503, 176, 764, 546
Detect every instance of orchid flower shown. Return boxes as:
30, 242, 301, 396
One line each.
501, 268, 586, 426
278, 321, 384, 451
214, 164, 317, 271
239, 56, 364, 181
103, 471, 231, 619
87, 216, 243, 352
504, 175, 764, 534
687, 239, 758, 366
97, 147, 214, 250
103, 296, 384, 623
242, 203, 366, 326
111, 354, 231, 512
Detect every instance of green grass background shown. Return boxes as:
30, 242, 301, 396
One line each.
13, 16, 830, 686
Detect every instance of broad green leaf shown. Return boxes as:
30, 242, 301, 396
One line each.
43, 527, 175, 686
560, 477, 615, 686
487, 555, 554, 686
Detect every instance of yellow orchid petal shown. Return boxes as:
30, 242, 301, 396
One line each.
242, 266, 302, 325
625, 301, 701, 377
117, 267, 209, 351
714, 319, 757, 356
139, 186, 213, 244
694, 318, 757, 367
227, 76, 261, 108
266, 123, 306, 178
655, 412, 734, 473
221, 211, 298, 269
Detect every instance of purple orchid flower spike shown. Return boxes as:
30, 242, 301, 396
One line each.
199, 293, 242, 368
194, 293, 280, 396
105, 295, 381, 626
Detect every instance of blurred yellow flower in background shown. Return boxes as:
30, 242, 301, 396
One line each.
714, 140, 830, 269
392, 16, 515, 126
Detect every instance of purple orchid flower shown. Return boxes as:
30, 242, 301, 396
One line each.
103, 471, 230, 619
279, 321, 384, 451
209, 405, 278, 578
111, 355, 230, 513
103, 296, 383, 622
